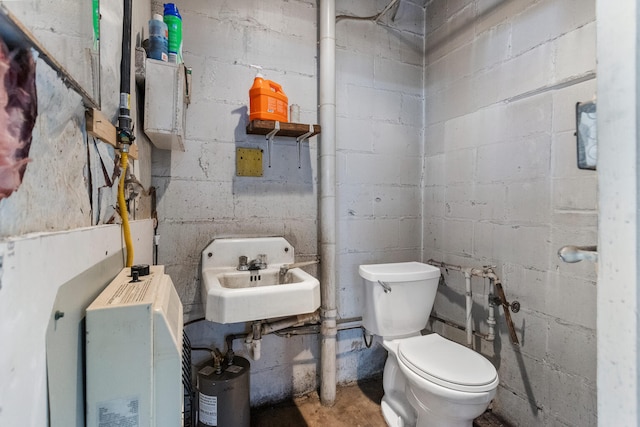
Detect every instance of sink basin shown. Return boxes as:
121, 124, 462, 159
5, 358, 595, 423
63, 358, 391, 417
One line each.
201, 237, 320, 324
218, 269, 304, 288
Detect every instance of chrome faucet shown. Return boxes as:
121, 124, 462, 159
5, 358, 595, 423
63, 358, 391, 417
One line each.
248, 254, 268, 270
278, 259, 320, 281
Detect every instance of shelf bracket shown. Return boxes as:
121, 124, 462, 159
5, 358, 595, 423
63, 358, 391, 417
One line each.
265, 121, 280, 168
295, 124, 315, 168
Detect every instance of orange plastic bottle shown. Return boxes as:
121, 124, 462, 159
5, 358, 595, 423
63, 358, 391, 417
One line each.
249, 70, 288, 122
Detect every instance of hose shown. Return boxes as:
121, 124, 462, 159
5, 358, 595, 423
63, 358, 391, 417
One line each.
118, 151, 134, 267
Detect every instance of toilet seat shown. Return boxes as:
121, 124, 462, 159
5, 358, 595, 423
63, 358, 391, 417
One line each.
397, 334, 498, 393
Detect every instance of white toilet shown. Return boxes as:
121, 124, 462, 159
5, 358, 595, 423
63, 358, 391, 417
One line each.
359, 262, 499, 427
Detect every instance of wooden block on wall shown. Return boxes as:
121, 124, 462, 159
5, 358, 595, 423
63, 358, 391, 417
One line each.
85, 108, 138, 160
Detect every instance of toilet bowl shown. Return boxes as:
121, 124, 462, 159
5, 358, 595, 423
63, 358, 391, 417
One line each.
359, 262, 499, 427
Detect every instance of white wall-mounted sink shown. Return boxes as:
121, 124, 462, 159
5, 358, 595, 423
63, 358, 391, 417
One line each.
201, 237, 320, 324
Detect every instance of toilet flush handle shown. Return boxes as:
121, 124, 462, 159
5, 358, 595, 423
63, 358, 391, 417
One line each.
377, 280, 392, 293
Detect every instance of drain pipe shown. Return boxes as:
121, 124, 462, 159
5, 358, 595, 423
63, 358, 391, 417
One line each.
464, 271, 473, 347
319, 0, 337, 407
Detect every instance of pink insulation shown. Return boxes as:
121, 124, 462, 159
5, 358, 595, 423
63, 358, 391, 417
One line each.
0, 37, 37, 200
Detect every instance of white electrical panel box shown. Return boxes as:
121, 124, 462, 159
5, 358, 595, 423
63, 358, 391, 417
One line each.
85, 265, 183, 427
144, 59, 186, 151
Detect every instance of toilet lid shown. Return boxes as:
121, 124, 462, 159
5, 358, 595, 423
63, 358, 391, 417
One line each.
398, 334, 498, 393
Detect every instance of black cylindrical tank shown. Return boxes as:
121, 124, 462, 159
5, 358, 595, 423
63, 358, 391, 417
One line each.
197, 356, 250, 427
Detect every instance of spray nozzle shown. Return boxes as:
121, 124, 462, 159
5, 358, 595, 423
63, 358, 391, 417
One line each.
250, 64, 264, 79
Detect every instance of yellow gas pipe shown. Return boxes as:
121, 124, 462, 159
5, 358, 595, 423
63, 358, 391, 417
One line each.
118, 150, 134, 267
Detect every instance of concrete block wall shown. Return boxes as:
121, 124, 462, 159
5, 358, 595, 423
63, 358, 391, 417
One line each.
422, 0, 597, 425
153, 0, 426, 405
150, 0, 322, 405
334, 0, 426, 383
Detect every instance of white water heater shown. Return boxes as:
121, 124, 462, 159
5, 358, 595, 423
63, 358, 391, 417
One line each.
85, 265, 187, 427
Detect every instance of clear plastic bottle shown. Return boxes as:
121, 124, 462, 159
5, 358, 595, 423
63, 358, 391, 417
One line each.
148, 14, 168, 62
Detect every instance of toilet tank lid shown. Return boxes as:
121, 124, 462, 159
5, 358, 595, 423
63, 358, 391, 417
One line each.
359, 262, 441, 282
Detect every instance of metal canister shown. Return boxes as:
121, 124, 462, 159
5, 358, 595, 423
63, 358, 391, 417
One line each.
197, 356, 250, 427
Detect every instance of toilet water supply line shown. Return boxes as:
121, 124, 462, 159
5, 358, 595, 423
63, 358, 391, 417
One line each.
117, 0, 135, 267
319, 0, 338, 407
427, 260, 520, 346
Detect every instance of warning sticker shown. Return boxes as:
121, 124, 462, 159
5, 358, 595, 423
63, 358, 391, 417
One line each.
97, 396, 139, 427
106, 278, 152, 305
199, 393, 218, 426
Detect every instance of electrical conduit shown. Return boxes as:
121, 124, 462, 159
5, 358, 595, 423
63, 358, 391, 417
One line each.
319, 0, 337, 407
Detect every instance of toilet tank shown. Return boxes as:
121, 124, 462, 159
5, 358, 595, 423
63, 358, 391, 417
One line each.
359, 262, 441, 338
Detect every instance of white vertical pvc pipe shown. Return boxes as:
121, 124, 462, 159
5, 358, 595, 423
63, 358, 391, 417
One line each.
319, 0, 337, 407
487, 291, 496, 342
464, 272, 473, 347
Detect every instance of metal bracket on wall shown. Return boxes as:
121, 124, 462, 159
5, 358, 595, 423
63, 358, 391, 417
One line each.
265, 121, 280, 168
296, 124, 315, 168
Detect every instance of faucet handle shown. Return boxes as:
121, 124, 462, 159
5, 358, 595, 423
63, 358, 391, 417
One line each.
237, 255, 249, 271
257, 254, 267, 267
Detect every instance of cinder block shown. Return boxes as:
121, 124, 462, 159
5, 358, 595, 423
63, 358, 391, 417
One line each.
444, 148, 475, 185
546, 273, 596, 330
424, 186, 445, 218
400, 94, 424, 127
346, 152, 421, 186
340, 218, 400, 252
393, 0, 426, 36
337, 183, 374, 219
425, 121, 445, 156
345, 85, 403, 122
398, 217, 422, 249
498, 315, 549, 372
476, 135, 551, 184
473, 222, 551, 271
444, 182, 506, 221
497, 43, 555, 102
152, 140, 235, 181
426, 0, 448, 36
500, 263, 548, 321
554, 21, 596, 82
544, 367, 597, 426
470, 22, 511, 73
337, 117, 375, 152
442, 218, 474, 257
505, 179, 551, 224
425, 3, 475, 65
233, 182, 316, 219
182, 13, 244, 59
155, 177, 234, 221
493, 385, 547, 427
373, 185, 422, 218
185, 99, 243, 142
473, 183, 507, 220
373, 122, 422, 156
552, 175, 597, 211
424, 154, 445, 186
337, 49, 375, 87
511, 0, 595, 56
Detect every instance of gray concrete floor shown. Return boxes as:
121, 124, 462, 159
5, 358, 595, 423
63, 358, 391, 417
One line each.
250, 378, 511, 427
